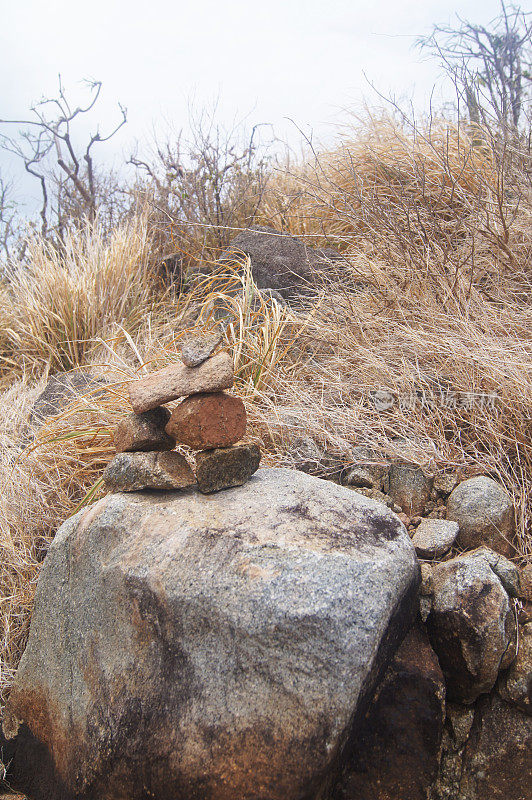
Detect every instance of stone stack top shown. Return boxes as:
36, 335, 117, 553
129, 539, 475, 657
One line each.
105, 344, 260, 495
128, 351, 234, 413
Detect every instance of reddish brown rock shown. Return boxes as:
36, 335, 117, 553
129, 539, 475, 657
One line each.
128, 352, 234, 413
114, 407, 175, 453
103, 451, 195, 492
166, 392, 246, 450
195, 444, 261, 492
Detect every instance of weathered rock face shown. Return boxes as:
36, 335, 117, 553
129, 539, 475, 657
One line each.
336, 622, 446, 800
446, 476, 515, 557
2, 468, 419, 800
443, 693, 532, 800
427, 549, 517, 704
221, 225, 339, 299
497, 621, 532, 713
103, 451, 196, 491
114, 407, 175, 453
387, 463, 434, 516
412, 519, 459, 559
180, 330, 223, 367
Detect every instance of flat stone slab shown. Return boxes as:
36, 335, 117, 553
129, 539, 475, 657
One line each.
103, 451, 195, 491
128, 352, 234, 413
3, 468, 419, 800
412, 519, 459, 559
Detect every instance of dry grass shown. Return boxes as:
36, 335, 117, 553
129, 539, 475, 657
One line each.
1, 114, 532, 711
0, 215, 166, 384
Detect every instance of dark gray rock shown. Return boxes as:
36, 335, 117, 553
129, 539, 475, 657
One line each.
220, 225, 340, 299
336, 622, 445, 800
342, 447, 390, 491
113, 407, 175, 453
195, 443, 261, 493
446, 476, 515, 557
30, 371, 108, 425
2, 468, 419, 800
427, 549, 517, 704
103, 451, 196, 491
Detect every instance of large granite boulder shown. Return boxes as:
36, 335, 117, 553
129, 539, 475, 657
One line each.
336, 622, 446, 800
220, 225, 339, 299
427, 549, 517, 704
2, 468, 419, 800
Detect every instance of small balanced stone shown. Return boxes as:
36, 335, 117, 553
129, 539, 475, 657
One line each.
128, 352, 234, 413
114, 407, 175, 453
103, 451, 195, 492
412, 519, 459, 559
166, 392, 246, 449
195, 443, 261, 493
180, 329, 223, 368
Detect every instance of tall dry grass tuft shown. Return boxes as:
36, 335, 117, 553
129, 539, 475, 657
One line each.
261, 114, 532, 305
0, 215, 165, 385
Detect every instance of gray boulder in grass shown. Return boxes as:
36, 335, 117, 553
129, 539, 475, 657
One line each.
220, 225, 341, 299
446, 475, 516, 557
2, 468, 419, 800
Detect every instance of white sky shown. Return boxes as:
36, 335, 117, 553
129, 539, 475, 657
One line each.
0, 0, 506, 208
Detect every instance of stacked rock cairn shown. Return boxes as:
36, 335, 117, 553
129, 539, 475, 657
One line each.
103, 332, 261, 494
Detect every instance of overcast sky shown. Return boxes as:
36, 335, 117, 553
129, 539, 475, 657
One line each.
1, 0, 505, 208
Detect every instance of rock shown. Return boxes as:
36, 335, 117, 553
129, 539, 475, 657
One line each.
446, 476, 515, 557
114, 407, 175, 453
498, 622, 532, 713
412, 519, 459, 559
220, 225, 339, 299
2, 468, 419, 800
103, 451, 195, 492
166, 392, 246, 450
466, 546, 520, 596
349, 487, 401, 512
458, 693, 532, 800
420, 563, 434, 595
128, 352, 234, 413
387, 463, 434, 516
427, 550, 517, 703
433, 471, 458, 496
518, 563, 532, 601
30, 370, 108, 424
195, 444, 261, 493
180, 329, 223, 368
342, 447, 389, 491
369, 388, 395, 412
336, 623, 445, 800
431, 702, 477, 800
